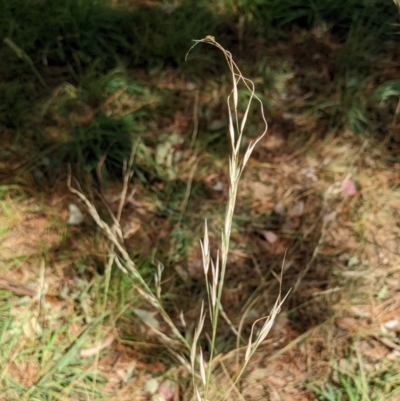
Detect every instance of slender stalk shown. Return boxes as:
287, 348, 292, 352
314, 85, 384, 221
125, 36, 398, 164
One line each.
187, 36, 269, 400
205, 170, 240, 398
67, 171, 191, 352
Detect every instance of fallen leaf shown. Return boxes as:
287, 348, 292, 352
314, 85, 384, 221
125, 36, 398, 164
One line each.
262, 231, 278, 243
146, 378, 159, 394
23, 315, 42, 337
246, 368, 270, 382
323, 211, 337, 223
186, 82, 196, 90
350, 307, 370, 318
387, 350, 400, 360
242, 384, 265, 399
116, 361, 136, 383
336, 317, 358, 330
157, 379, 176, 401
122, 220, 141, 238
68, 203, 84, 225
248, 182, 274, 202
288, 201, 304, 217
383, 319, 400, 331
283, 112, 294, 120
303, 167, 318, 181
341, 178, 357, 196
208, 119, 227, 131
155, 134, 184, 179
347, 256, 359, 267
212, 181, 224, 191
377, 284, 388, 299
274, 202, 285, 216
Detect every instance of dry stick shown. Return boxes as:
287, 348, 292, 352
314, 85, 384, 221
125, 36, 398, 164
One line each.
35, 259, 47, 334
0, 277, 61, 299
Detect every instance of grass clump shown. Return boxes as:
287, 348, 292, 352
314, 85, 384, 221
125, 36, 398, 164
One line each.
311, 354, 400, 401
0, 0, 220, 76
0, 285, 106, 400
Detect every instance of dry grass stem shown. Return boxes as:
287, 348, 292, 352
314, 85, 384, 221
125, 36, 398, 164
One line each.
68, 36, 285, 401
67, 168, 190, 352
187, 36, 285, 400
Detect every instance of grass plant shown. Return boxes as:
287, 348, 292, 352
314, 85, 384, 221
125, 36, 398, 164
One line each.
310, 354, 400, 401
0, 287, 106, 400
66, 37, 286, 400
186, 37, 287, 400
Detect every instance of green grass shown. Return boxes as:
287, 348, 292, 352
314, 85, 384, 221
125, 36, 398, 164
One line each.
310, 357, 400, 401
215, 0, 398, 39
0, 294, 104, 400
0, 245, 150, 399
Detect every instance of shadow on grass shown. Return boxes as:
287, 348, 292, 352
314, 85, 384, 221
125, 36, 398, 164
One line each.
1, 0, 398, 178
